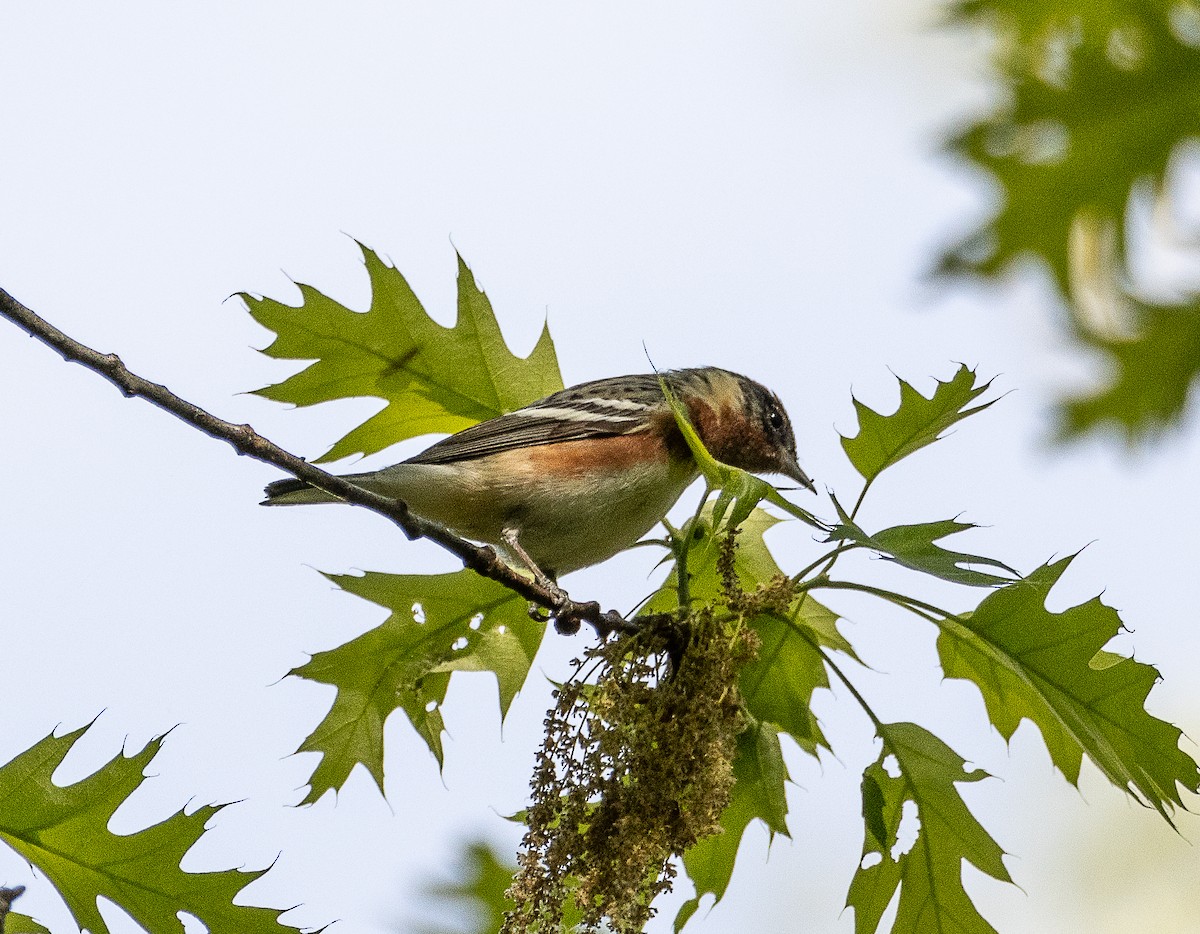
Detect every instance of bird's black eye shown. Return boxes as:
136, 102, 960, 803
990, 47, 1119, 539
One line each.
767, 406, 785, 432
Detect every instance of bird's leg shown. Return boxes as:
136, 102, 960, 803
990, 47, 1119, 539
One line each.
501, 527, 569, 609
501, 529, 630, 638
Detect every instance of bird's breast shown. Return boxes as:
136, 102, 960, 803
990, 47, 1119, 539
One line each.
377, 434, 698, 574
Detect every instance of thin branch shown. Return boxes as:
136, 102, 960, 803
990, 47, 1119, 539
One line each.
0, 285, 633, 638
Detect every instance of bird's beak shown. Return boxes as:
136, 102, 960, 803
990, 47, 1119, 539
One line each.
780, 452, 816, 493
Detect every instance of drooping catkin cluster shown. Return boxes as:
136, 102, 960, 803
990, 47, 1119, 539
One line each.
503, 535, 761, 934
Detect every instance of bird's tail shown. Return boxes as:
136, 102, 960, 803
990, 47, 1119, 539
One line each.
262, 476, 345, 506
263, 465, 420, 506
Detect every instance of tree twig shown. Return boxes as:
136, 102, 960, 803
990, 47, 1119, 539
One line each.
0, 285, 633, 638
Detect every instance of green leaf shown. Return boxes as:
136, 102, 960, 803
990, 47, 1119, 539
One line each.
860, 773, 887, 854
0, 725, 291, 934
940, 11, 1200, 293
414, 839, 583, 934
246, 243, 563, 462
645, 506, 784, 611
846, 722, 1011, 934
939, 6, 1200, 440
641, 511, 828, 925
949, 0, 1175, 44
741, 594, 845, 757
937, 556, 1200, 819
644, 507, 849, 755
840, 366, 995, 487
415, 840, 514, 934
645, 504, 838, 628
675, 722, 790, 931
293, 569, 547, 803
826, 499, 1018, 588
1060, 297, 1200, 440
5, 913, 51, 934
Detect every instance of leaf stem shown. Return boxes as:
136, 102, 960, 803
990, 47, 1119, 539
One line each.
792, 543, 856, 584
672, 487, 715, 611
809, 579, 958, 624
780, 614, 884, 732
848, 477, 874, 522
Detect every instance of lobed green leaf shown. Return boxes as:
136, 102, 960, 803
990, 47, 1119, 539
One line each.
1060, 297, 1200, 440
937, 556, 1200, 818
292, 569, 547, 804
247, 243, 563, 462
826, 497, 1018, 588
641, 510, 837, 927
846, 722, 1011, 934
840, 366, 995, 488
0, 725, 291, 934
740, 595, 845, 757
675, 722, 790, 931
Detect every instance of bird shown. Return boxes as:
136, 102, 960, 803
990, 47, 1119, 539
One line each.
262, 367, 813, 583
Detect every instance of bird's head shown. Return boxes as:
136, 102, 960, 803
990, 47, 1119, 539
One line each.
667, 367, 815, 492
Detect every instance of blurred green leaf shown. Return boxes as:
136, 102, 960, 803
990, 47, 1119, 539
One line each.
413, 839, 585, 934
846, 722, 1010, 934
1061, 297, 1200, 439
246, 243, 562, 462
416, 841, 515, 934
827, 500, 1018, 587
293, 569, 547, 803
941, 10, 1200, 292
840, 366, 995, 488
938, 557, 1200, 818
949, 0, 1176, 43
942, 4, 1200, 439
0, 725, 290, 934
675, 722, 790, 931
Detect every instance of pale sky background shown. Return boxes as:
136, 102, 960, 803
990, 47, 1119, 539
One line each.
2, 2, 1199, 933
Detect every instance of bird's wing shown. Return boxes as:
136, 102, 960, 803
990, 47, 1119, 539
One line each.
405, 374, 665, 465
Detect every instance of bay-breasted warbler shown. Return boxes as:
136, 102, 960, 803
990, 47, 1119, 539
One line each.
263, 367, 813, 579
